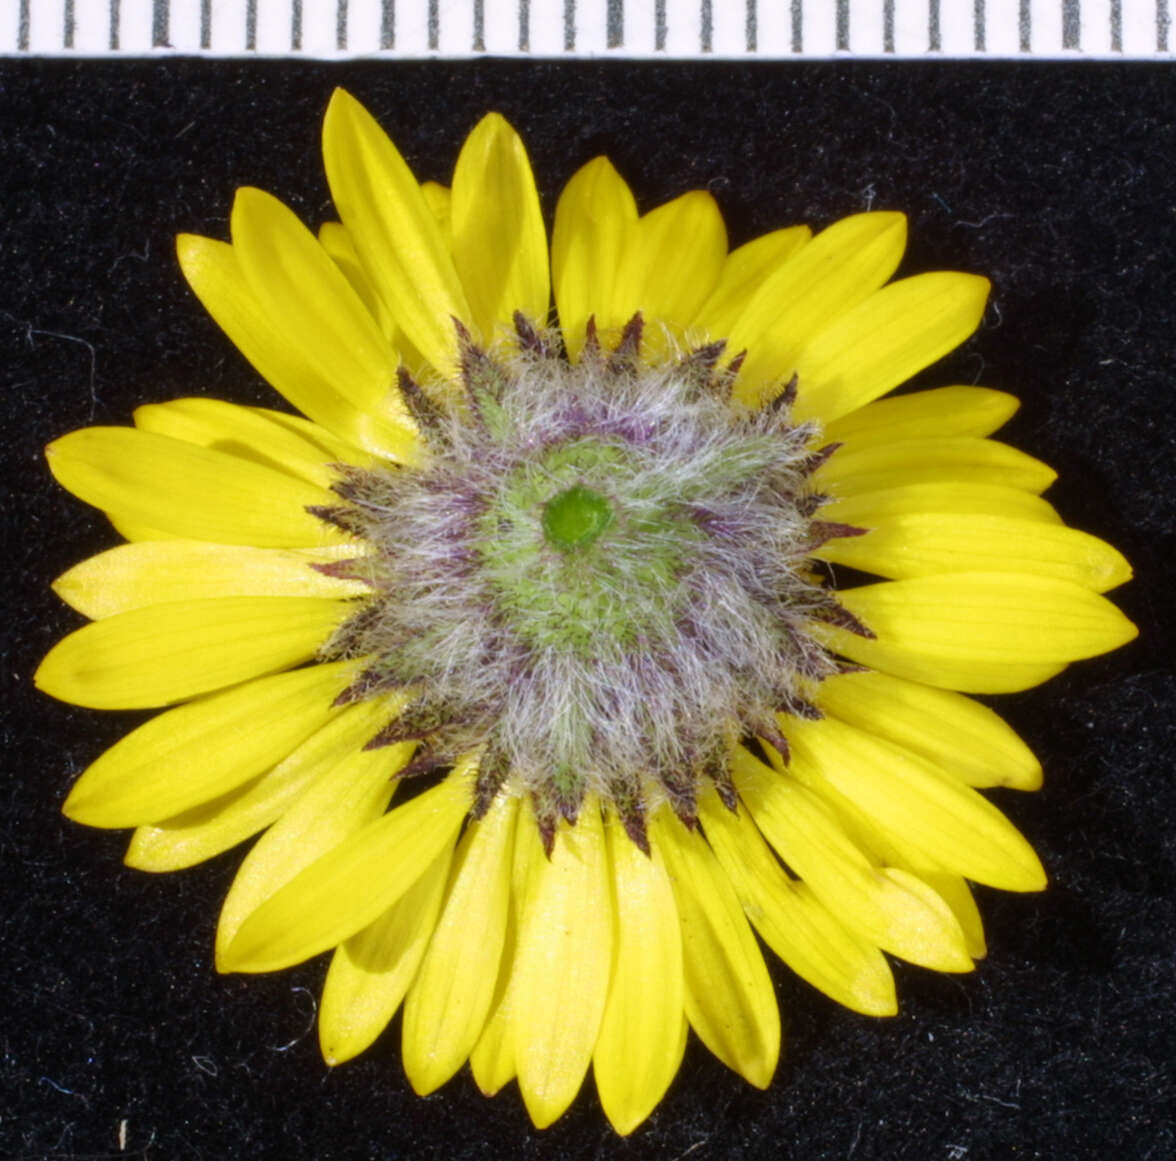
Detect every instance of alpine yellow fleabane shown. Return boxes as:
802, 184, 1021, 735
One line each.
38, 89, 1136, 1135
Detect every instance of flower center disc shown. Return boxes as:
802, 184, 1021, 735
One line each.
320, 317, 864, 847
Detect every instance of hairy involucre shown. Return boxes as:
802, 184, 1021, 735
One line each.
319, 317, 868, 851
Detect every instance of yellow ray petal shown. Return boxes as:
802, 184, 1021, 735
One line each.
814, 513, 1132, 592
46, 427, 341, 548
831, 572, 1138, 692
551, 156, 638, 361
319, 842, 453, 1065
36, 596, 347, 711
915, 870, 986, 959
419, 181, 452, 233
825, 638, 1064, 692
733, 747, 972, 971
222, 767, 470, 974
768, 758, 990, 960
214, 738, 414, 964
785, 717, 1046, 892
176, 233, 417, 462
451, 113, 550, 344
814, 436, 1058, 497
402, 793, 519, 1095
318, 220, 400, 341
816, 670, 1042, 791
610, 191, 728, 354
250, 404, 387, 466
729, 212, 907, 405
468, 820, 539, 1097
513, 801, 612, 1129
105, 515, 181, 542
593, 810, 686, 1136
698, 788, 897, 1016
62, 660, 356, 828
53, 541, 368, 619
820, 482, 1063, 530
125, 695, 401, 870
691, 226, 812, 340
230, 186, 406, 417
320, 219, 435, 378
468, 913, 520, 1097
650, 808, 780, 1087
823, 385, 1020, 445
133, 396, 374, 490
322, 88, 470, 376
880, 845, 988, 961
789, 273, 990, 426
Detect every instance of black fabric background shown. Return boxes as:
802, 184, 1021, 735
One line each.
2, 61, 1174, 1161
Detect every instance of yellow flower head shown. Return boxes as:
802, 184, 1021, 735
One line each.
36, 90, 1137, 1134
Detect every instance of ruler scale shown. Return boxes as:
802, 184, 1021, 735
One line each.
3, 0, 1172, 56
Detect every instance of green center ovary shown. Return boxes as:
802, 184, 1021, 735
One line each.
476, 438, 700, 655
542, 484, 613, 550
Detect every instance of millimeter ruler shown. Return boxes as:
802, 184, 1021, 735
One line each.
3, 0, 1171, 57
